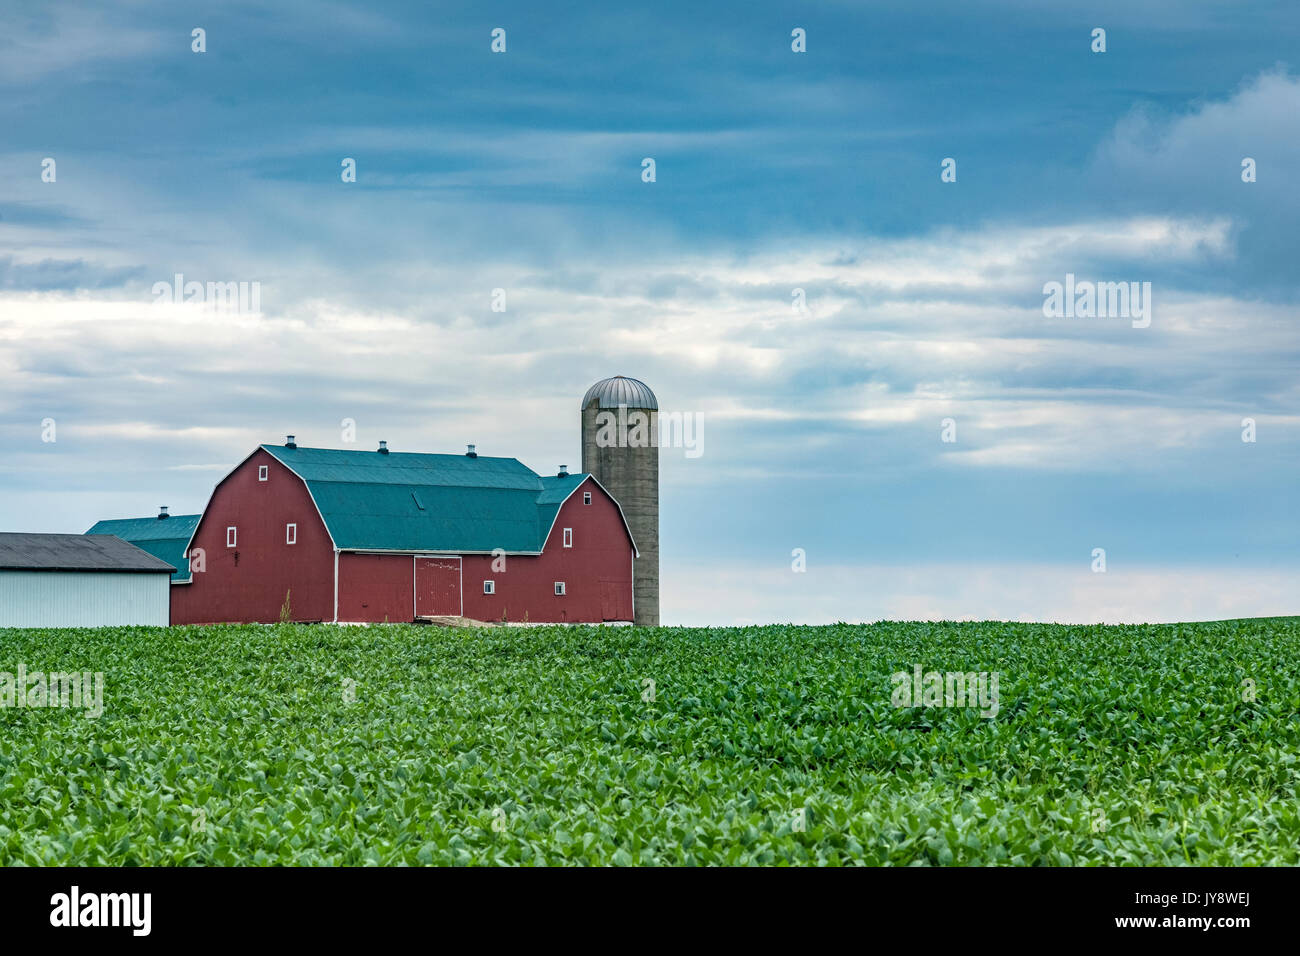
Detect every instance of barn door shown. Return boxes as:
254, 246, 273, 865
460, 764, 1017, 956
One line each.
599, 580, 623, 622
416, 557, 462, 617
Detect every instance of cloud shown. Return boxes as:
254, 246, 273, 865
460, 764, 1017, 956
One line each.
0, 6, 167, 82
1, 212, 1294, 547
0, 256, 143, 291
1089, 68, 1300, 293
1094, 68, 1300, 191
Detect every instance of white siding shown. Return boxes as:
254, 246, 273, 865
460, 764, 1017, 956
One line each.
0, 571, 170, 627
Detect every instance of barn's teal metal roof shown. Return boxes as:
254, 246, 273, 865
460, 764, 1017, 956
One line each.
84, 514, 200, 583
536, 474, 588, 536
262, 445, 542, 489
260, 445, 603, 554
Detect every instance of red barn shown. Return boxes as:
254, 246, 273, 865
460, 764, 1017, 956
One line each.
169, 439, 637, 625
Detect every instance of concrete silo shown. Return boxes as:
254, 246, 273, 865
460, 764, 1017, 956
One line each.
581, 376, 659, 626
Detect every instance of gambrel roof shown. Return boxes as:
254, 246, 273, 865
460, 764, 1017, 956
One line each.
257, 444, 636, 555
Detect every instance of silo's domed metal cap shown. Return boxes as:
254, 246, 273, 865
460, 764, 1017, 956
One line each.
582, 375, 658, 410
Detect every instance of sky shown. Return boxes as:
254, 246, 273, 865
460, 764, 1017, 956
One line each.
1, 0, 1297, 624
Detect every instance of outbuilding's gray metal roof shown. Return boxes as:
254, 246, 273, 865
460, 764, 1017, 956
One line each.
581, 375, 658, 410
0, 533, 176, 573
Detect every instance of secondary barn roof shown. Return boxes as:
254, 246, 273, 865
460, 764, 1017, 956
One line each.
0, 533, 176, 573
85, 514, 200, 583
259, 444, 634, 554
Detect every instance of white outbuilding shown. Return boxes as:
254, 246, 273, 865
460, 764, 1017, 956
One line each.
0, 533, 174, 628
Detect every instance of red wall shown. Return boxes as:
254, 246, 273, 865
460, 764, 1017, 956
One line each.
461, 477, 634, 623
172, 449, 335, 624
337, 553, 413, 623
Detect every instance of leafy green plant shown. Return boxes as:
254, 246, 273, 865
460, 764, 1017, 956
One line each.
0, 618, 1297, 865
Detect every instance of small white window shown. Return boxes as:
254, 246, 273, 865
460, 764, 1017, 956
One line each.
583, 492, 592, 505
483, 580, 495, 595
226, 526, 237, 548
286, 523, 297, 545
258, 465, 268, 481
554, 581, 566, 596
563, 528, 573, 548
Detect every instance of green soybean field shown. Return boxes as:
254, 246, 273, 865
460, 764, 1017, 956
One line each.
1, 619, 1298, 865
